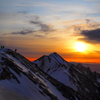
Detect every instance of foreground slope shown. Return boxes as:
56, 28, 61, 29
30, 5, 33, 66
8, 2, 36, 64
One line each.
0, 49, 66, 100
33, 52, 100, 100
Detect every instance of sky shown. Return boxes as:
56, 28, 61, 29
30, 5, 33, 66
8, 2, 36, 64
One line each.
0, 0, 100, 63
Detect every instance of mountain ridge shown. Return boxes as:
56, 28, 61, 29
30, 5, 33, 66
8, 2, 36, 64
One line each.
33, 52, 100, 100
0, 48, 100, 100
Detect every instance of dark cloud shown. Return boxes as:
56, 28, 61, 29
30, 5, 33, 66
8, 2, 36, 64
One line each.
73, 21, 100, 33
11, 29, 35, 35
29, 20, 54, 32
29, 21, 40, 25
29, 16, 54, 32
40, 24, 53, 32
80, 28, 100, 43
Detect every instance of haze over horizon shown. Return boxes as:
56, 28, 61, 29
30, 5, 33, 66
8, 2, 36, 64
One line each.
0, 0, 100, 63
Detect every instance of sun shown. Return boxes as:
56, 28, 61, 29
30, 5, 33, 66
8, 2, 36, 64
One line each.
75, 42, 86, 52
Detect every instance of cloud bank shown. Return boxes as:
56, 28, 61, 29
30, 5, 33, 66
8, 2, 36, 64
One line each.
79, 28, 100, 43
11, 29, 35, 35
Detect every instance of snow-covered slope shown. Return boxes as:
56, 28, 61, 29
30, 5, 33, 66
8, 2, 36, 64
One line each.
0, 48, 100, 100
33, 52, 100, 100
0, 49, 66, 100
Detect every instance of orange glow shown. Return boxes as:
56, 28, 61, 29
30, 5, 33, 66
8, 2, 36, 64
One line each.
64, 58, 100, 63
27, 57, 100, 63
27, 58, 37, 61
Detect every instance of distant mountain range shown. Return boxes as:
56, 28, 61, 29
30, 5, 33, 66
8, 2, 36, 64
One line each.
0, 48, 100, 100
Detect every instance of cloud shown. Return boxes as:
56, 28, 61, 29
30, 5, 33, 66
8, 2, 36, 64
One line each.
29, 20, 54, 32
72, 21, 100, 33
29, 16, 55, 32
79, 28, 100, 43
10, 29, 35, 35
3, 15, 55, 37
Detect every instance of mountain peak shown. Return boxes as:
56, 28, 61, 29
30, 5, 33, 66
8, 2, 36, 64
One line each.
49, 52, 59, 56
48, 52, 67, 64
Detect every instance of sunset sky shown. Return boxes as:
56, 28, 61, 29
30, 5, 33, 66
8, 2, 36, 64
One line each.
0, 0, 100, 63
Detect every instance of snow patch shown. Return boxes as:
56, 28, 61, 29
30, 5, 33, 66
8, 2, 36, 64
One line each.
6, 54, 29, 72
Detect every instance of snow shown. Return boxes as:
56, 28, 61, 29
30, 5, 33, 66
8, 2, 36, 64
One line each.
6, 54, 29, 72
0, 49, 52, 100
33, 53, 78, 91
49, 53, 69, 68
0, 63, 67, 100
46, 80, 67, 100
47, 67, 77, 91
0, 86, 28, 100
0, 48, 29, 72
0, 69, 51, 100
29, 72, 68, 100
0, 50, 67, 100
30, 71, 49, 88
1, 48, 100, 100
49, 53, 63, 63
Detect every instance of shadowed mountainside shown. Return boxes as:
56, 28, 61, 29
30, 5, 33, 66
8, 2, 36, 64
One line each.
0, 48, 100, 100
